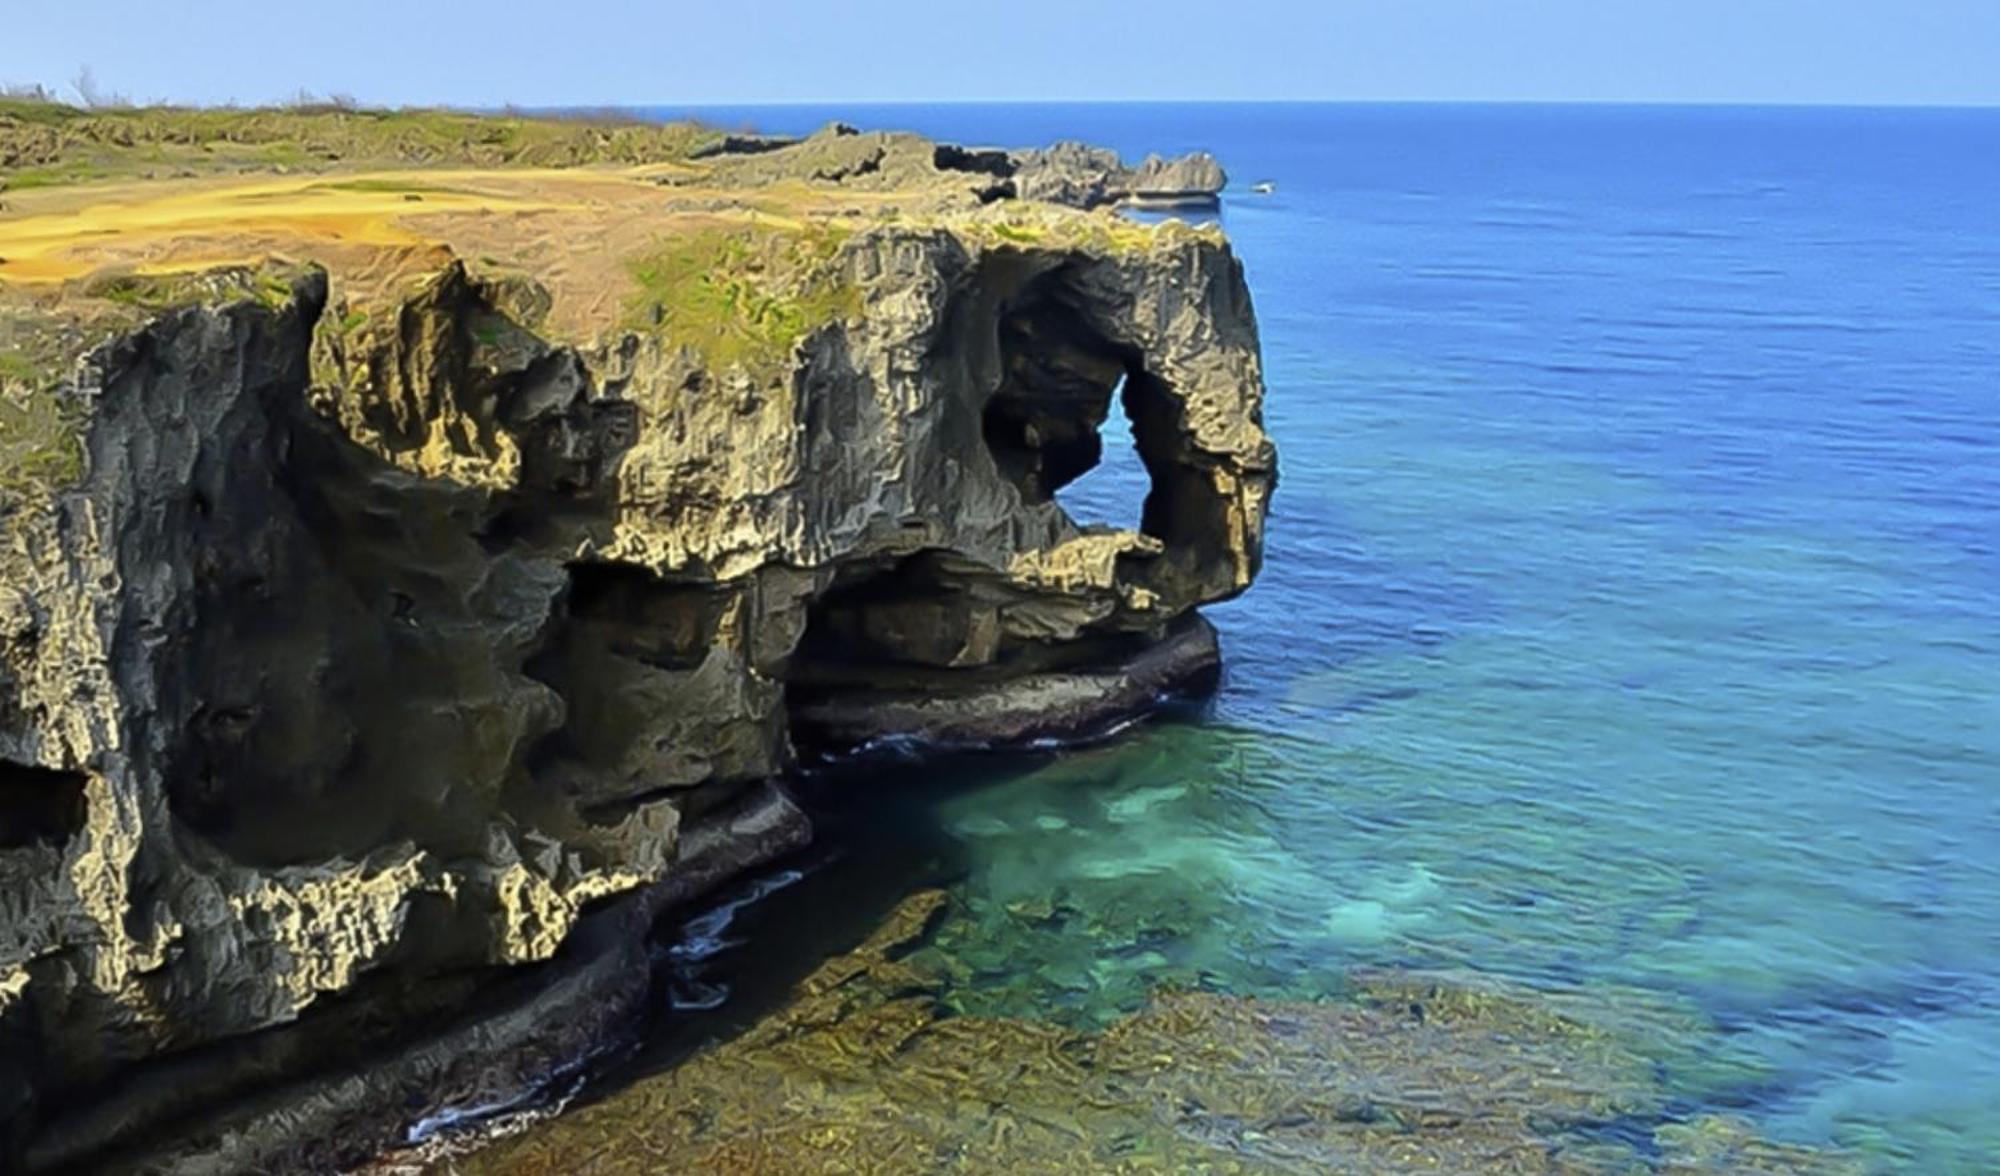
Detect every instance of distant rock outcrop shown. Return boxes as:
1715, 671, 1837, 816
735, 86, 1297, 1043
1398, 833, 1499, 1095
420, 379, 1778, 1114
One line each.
1011, 140, 1229, 209
697, 124, 1230, 210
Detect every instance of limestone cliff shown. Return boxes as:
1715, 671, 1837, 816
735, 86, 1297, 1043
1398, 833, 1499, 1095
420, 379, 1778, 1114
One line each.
0, 111, 1272, 1169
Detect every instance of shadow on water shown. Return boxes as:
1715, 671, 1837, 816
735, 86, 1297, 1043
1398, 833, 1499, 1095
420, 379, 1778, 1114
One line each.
564, 703, 1219, 1110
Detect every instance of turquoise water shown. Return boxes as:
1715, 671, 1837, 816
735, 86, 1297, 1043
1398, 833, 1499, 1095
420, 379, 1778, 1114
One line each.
648, 104, 2000, 1171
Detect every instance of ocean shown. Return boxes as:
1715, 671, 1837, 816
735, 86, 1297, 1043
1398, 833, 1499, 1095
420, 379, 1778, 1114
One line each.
600, 102, 2000, 1172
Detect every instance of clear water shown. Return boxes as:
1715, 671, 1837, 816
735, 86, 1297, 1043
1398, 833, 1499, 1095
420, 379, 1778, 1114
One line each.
642, 103, 2000, 1172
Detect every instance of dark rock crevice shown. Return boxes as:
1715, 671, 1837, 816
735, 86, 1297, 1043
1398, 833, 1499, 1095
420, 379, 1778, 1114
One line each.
523, 561, 781, 821
0, 762, 83, 850
159, 381, 565, 868
791, 551, 998, 679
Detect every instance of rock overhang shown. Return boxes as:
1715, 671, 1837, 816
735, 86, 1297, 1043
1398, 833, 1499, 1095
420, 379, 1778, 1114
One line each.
0, 111, 1273, 1168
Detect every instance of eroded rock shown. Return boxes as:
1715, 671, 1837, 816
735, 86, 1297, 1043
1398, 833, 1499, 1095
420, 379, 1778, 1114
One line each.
0, 123, 1272, 1166
688, 124, 1230, 210
1013, 141, 1230, 209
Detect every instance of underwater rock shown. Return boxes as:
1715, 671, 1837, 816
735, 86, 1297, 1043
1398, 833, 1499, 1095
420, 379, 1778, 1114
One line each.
421, 891, 1860, 1176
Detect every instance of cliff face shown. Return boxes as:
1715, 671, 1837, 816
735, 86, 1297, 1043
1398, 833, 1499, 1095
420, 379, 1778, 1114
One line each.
0, 119, 1272, 1166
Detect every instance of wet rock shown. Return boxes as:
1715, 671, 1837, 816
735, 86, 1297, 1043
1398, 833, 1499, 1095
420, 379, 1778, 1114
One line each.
27, 784, 809, 1176
791, 613, 1222, 751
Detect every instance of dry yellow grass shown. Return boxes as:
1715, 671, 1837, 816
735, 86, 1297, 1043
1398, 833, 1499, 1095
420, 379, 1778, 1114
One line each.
0, 165, 946, 329
0, 118, 1195, 403
0, 170, 603, 283
0, 104, 1200, 509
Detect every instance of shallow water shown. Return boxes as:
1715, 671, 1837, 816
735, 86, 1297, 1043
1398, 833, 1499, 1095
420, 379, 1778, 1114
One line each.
602, 103, 2000, 1172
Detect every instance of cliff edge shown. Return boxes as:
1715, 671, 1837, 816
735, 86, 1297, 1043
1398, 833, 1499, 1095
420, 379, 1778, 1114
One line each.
0, 109, 1273, 1170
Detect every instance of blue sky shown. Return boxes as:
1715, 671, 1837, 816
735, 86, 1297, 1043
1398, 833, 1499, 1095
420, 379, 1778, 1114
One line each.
4, 0, 1996, 108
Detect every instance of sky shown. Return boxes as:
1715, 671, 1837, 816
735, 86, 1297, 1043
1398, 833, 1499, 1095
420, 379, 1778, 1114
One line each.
3, 0, 1997, 108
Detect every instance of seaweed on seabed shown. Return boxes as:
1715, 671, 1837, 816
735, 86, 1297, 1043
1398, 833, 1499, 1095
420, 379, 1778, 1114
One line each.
409, 891, 1862, 1175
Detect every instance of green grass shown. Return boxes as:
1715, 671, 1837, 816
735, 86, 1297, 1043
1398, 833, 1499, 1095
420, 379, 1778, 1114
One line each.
622, 222, 861, 376
310, 177, 479, 197
0, 352, 49, 384
960, 208, 1214, 258
0, 336, 85, 500
0, 99, 719, 189
84, 267, 298, 313
0, 321, 82, 404
0, 96, 86, 127
2, 161, 112, 190
0, 388, 84, 500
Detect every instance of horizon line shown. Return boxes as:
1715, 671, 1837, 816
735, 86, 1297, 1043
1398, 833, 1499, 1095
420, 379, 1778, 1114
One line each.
618, 96, 2000, 112
9, 91, 1998, 115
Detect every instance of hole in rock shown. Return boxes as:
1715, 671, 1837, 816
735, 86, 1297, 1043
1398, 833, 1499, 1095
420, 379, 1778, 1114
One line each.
0, 761, 87, 849
979, 275, 1196, 545
1053, 373, 1146, 532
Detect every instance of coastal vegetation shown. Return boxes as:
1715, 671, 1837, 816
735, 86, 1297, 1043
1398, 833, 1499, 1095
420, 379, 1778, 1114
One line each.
0, 374, 82, 501
622, 220, 861, 375
967, 205, 1222, 256
0, 94, 717, 186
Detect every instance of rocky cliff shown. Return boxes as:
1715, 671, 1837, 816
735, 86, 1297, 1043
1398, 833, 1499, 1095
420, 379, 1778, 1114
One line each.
0, 112, 1272, 1170
1012, 141, 1230, 209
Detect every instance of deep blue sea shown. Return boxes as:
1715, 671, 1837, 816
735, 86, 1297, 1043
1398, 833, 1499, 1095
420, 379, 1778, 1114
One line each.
629, 103, 2000, 1171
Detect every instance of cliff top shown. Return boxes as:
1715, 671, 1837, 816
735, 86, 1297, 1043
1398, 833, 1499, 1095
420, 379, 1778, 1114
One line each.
0, 103, 1222, 376
0, 104, 1231, 506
